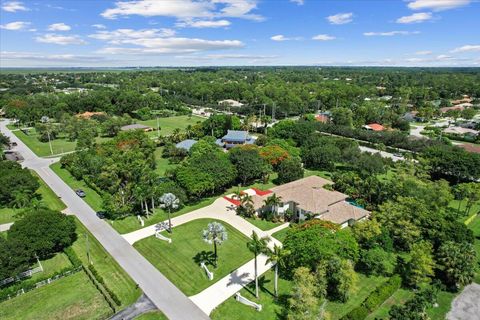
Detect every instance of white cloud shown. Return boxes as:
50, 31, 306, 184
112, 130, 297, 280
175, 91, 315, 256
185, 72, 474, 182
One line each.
1, 1, 28, 12
92, 24, 107, 29
451, 45, 480, 53
327, 12, 353, 25
312, 34, 335, 41
101, 0, 263, 21
363, 31, 420, 36
396, 12, 433, 24
1, 51, 107, 62
270, 35, 302, 41
48, 23, 71, 31
89, 28, 176, 43
290, 0, 304, 5
177, 19, 231, 28
35, 34, 87, 45
0, 21, 30, 30
407, 0, 471, 11
176, 53, 277, 61
415, 50, 432, 55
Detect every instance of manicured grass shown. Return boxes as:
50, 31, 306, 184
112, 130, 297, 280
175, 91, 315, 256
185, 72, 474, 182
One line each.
426, 289, 456, 320
154, 147, 177, 176
11, 128, 77, 157
138, 115, 204, 137
304, 169, 334, 180
468, 215, 480, 283
134, 311, 168, 320
326, 274, 388, 320
211, 269, 292, 320
29, 253, 72, 282
271, 227, 292, 243
366, 288, 413, 319
31, 170, 66, 211
50, 162, 103, 211
245, 217, 282, 231
72, 218, 141, 308
0, 271, 112, 320
134, 218, 252, 296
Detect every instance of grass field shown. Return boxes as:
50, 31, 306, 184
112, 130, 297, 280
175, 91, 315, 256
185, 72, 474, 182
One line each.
134, 218, 252, 296
0, 271, 112, 320
468, 214, 480, 283
138, 115, 204, 137
50, 162, 103, 211
11, 127, 110, 157
271, 227, 291, 242
72, 218, 141, 308
0, 207, 18, 225
154, 147, 177, 176
29, 253, 72, 282
366, 288, 413, 319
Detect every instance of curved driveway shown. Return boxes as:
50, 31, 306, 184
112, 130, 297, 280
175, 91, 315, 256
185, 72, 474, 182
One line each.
0, 119, 209, 320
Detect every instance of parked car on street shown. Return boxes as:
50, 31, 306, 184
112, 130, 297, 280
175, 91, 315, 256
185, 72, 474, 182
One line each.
96, 211, 106, 219
75, 189, 86, 197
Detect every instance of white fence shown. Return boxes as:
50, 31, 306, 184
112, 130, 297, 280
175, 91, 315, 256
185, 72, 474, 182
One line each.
235, 292, 262, 311
0, 265, 43, 287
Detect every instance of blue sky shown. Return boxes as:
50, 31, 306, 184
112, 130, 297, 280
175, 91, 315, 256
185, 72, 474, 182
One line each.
0, 0, 479, 67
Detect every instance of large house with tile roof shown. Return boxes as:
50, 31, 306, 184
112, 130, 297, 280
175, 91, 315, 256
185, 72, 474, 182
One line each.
247, 176, 370, 228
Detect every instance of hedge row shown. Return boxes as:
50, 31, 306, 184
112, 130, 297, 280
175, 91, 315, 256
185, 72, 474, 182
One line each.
64, 247, 82, 268
341, 275, 402, 320
87, 264, 121, 306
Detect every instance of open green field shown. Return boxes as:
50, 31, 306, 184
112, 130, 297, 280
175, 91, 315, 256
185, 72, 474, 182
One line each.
134, 218, 252, 296
154, 147, 177, 176
29, 252, 72, 282
72, 218, 141, 307
366, 288, 413, 319
11, 127, 109, 157
271, 226, 291, 242
50, 162, 103, 211
0, 271, 112, 320
0, 207, 17, 225
138, 115, 204, 137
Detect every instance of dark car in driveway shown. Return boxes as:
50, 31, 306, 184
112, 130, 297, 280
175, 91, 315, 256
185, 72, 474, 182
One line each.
75, 189, 86, 197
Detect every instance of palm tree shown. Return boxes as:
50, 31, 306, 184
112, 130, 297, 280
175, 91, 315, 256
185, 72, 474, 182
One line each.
247, 231, 270, 298
264, 193, 282, 220
11, 191, 30, 208
266, 244, 290, 298
202, 222, 228, 268
237, 194, 255, 218
159, 193, 179, 233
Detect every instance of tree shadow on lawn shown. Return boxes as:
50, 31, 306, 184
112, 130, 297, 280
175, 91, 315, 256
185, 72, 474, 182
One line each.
193, 250, 216, 268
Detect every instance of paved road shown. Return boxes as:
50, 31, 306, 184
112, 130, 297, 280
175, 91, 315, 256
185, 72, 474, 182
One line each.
447, 283, 480, 320
358, 146, 405, 162
1, 119, 209, 320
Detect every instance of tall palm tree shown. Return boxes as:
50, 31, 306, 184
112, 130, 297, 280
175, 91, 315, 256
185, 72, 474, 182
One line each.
238, 194, 255, 217
266, 244, 290, 298
247, 231, 270, 298
159, 193, 179, 233
264, 193, 282, 219
202, 222, 228, 268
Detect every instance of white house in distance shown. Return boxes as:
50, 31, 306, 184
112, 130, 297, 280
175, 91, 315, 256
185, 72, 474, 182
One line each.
248, 176, 370, 228
218, 99, 244, 108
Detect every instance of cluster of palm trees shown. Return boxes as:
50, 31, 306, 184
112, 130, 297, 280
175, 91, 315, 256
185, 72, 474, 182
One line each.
247, 231, 290, 299
234, 191, 286, 222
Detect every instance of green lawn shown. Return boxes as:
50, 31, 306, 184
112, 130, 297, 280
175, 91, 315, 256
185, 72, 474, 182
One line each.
245, 217, 282, 231
426, 289, 457, 320
154, 147, 177, 176
134, 311, 168, 320
31, 170, 66, 211
134, 218, 252, 296
29, 253, 72, 282
211, 269, 293, 320
72, 218, 141, 308
138, 115, 204, 137
468, 215, 480, 283
50, 162, 103, 211
0, 271, 112, 320
366, 288, 413, 319
326, 274, 388, 320
271, 227, 291, 242
11, 128, 77, 157
0, 207, 18, 225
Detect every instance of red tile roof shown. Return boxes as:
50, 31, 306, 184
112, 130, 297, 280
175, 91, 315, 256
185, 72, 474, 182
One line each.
366, 123, 385, 131
315, 115, 329, 123
252, 188, 272, 196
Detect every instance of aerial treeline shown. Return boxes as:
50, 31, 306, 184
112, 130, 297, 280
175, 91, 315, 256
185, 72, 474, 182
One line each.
0, 161, 39, 208
1, 67, 479, 125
